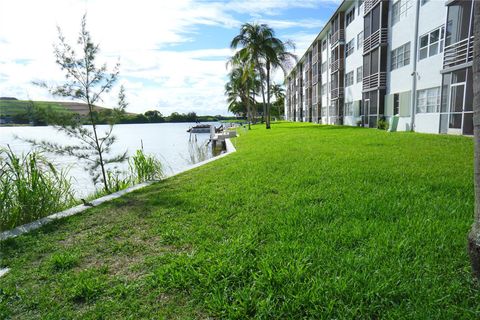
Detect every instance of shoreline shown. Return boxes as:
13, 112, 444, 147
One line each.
0, 138, 236, 243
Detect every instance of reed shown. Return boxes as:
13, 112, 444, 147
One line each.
0, 147, 75, 231
129, 149, 163, 184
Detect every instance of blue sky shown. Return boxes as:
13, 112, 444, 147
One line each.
0, 0, 339, 115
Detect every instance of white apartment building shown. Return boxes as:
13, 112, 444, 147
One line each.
285, 0, 475, 135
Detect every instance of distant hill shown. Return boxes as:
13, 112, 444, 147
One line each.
0, 99, 118, 116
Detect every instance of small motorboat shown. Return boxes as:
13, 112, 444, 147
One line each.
187, 124, 212, 133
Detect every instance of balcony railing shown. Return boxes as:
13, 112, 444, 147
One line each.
331, 87, 344, 100
363, 28, 388, 53
364, 0, 381, 15
331, 29, 345, 47
362, 72, 387, 91
330, 58, 344, 73
443, 36, 474, 69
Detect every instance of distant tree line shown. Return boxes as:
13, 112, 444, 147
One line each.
1, 107, 237, 126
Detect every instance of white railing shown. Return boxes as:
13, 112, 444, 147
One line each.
331, 87, 344, 100
331, 29, 345, 47
362, 72, 387, 91
443, 36, 474, 69
364, 0, 381, 15
330, 58, 344, 73
363, 28, 388, 53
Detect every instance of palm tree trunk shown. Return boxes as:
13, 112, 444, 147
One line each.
468, 0, 480, 279
246, 93, 251, 130
266, 63, 271, 129
258, 66, 267, 124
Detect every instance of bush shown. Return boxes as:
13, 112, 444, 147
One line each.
0, 147, 75, 231
129, 149, 163, 183
377, 118, 389, 131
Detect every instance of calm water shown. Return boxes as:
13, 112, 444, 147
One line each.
0, 122, 220, 197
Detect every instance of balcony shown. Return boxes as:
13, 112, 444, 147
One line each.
330, 58, 344, 73
364, 0, 381, 15
330, 29, 345, 47
363, 28, 388, 53
331, 87, 344, 100
362, 72, 387, 91
443, 36, 474, 69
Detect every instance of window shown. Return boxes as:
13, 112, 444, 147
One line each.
344, 102, 354, 116
345, 71, 354, 87
419, 27, 444, 60
392, 0, 412, 25
445, 1, 472, 46
345, 39, 355, 57
358, 0, 364, 15
346, 8, 355, 27
357, 31, 363, 50
417, 87, 441, 113
321, 84, 326, 95
322, 39, 327, 51
421, 0, 429, 5
391, 42, 410, 70
393, 93, 400, 115
356, 66, 363, 83
321, 62, 327, 73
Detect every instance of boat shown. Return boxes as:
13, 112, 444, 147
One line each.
187, 124, 212, 133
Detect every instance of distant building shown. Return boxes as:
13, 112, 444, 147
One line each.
285, 0, 475, 135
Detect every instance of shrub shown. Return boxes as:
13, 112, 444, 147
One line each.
377, 118, 389, 131
0, 147, 75, 231
129, 149, 163, 183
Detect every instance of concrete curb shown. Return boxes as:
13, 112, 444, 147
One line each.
0, 138, 237, 242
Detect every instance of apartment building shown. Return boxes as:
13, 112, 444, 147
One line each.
285, 0, 475, 135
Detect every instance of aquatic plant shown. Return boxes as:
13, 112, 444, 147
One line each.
0, 147, 75, 231
129, 149, 163, 183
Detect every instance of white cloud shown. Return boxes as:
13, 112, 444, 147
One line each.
0, 0, 333, 116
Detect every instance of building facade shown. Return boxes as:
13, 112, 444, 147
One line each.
285, 0, 475, 135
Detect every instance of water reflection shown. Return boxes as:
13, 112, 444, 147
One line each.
184, 137, 223, 165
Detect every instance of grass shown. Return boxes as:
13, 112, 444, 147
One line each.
0, 100, 68, 116
0, 148, 75, 231
0, 122, 478, 318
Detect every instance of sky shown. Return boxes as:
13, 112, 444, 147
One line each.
0, 0, 339, 116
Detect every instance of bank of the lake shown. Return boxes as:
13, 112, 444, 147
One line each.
0, 122, 223, 197
0, 122, 478, 318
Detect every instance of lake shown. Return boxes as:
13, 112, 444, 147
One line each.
0, 122, 222, 197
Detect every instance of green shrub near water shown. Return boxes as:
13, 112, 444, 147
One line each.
129, 149, 163, 183
0, 147, 75, 231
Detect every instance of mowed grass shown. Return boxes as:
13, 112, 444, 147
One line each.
1, 122, 478, 318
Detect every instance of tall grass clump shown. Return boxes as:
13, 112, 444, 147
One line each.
0, 147, 75, 231
129, 149, 163, 183
186, 140, 210, 165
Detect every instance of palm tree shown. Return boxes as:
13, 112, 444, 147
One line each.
468, 0, 480, 279
225, 58, 260, 130
269, 83, 286, 120
231, 23, 296, 129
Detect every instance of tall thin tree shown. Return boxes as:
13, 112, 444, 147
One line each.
30, 14, 127, 193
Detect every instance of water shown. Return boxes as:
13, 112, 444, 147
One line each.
0, 122, 220, 197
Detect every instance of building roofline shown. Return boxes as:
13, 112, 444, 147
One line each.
286, 0, 357, 80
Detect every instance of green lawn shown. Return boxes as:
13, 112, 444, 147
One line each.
1, 122, 478, 318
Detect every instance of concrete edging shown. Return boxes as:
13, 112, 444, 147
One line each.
0, 138, 237, 242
